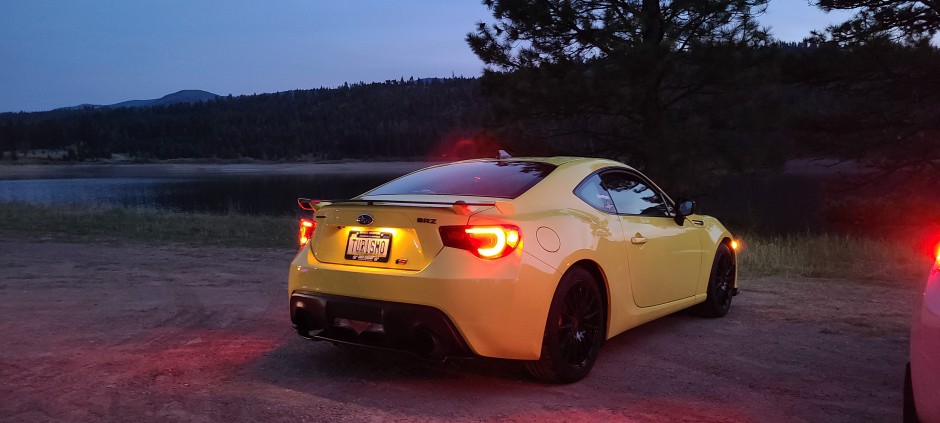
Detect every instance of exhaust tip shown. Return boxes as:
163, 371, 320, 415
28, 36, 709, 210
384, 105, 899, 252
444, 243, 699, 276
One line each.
293, 310, 313, 339
413, 327, 442, 358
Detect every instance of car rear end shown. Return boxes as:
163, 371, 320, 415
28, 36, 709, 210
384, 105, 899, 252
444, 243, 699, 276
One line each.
909, 245, 940, 422
288, 159, 562, 360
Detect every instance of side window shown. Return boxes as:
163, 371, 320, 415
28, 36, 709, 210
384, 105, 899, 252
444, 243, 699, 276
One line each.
600, 172, 670, 217
574, 174, 616, 214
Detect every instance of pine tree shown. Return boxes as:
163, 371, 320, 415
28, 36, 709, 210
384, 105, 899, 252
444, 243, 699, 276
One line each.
467, 0, 776, 189
812, 1, 940, 46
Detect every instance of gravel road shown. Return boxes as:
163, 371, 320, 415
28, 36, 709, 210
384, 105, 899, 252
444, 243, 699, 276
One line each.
0, 238, 920, 422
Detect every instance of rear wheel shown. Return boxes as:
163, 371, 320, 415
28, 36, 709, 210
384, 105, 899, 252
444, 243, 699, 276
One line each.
525, 267, 604, 383
694, 243, 735, 318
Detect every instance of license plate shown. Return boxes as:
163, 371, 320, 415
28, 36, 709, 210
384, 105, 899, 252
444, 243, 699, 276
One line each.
345, 231, 392, 262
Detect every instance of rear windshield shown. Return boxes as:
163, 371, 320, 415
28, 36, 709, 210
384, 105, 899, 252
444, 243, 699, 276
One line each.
365, 160, 557, 199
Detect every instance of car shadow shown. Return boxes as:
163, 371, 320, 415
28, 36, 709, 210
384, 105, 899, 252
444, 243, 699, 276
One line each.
240, 310, 717, 419
247, 334, 533, 383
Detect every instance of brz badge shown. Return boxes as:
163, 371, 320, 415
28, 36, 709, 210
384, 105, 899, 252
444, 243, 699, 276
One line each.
357, 214, 374, 225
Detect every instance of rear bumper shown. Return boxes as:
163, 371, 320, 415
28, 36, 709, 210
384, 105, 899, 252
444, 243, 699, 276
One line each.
291, 292, 473, 360
911, 268, 940, 422
288, 246, 559, 360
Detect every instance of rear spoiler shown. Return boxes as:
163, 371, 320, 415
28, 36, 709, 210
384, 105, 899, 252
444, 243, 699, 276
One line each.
297, 197, 515, 215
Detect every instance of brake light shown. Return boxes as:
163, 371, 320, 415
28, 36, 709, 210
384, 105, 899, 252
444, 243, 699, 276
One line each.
440, 225, 521, 259
935, 243, 940, 270
298, 219, 316, 247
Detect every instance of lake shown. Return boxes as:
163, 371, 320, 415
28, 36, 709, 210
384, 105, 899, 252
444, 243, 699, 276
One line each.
0, 161, 838, 234
0, 162, 432, 216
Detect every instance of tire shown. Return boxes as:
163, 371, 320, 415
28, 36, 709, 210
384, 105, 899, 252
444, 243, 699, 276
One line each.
525, 266, 605, 383
904, 363, 920, 423
694, 243, 735, 318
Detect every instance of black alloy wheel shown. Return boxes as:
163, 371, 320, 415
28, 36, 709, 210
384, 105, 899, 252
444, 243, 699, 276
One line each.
526, 266, 604, 383
694, 243, 736, 318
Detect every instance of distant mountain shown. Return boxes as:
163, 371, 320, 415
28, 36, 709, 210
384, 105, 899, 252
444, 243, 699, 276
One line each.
2, 77, 486, 161
58, 90, 219, 111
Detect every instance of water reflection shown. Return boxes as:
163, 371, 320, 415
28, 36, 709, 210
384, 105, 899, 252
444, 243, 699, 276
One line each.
0, 178, 161, 209
149, 174, 392, 215
0, 167, 831, 234
0, 174, 397, 216
694, 173, 825, 235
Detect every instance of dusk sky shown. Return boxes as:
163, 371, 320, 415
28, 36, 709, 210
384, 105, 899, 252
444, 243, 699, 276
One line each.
0, 1, 851, 113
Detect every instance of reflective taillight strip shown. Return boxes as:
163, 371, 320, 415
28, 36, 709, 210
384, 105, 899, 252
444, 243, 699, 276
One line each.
299, 219, 316, 247
439, 225, 521, 259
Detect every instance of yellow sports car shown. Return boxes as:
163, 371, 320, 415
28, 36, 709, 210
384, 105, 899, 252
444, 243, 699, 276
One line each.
288, 156, 738, 383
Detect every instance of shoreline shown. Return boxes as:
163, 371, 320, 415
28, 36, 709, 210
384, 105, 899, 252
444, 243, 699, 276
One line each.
0, 160, 440, 180
0, 157, 862, 180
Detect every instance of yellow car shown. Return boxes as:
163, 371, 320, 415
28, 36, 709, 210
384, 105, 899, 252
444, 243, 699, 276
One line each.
288, 156, 737, 383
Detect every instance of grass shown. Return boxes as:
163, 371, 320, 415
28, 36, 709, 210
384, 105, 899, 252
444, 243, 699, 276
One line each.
737, 232, 930, 281
0, 202, 296, 248
0, 202, 931, 280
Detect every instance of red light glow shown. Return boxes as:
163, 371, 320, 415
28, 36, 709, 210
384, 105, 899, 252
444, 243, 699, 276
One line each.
426, 136, 501, 161
298, 219, 316, 247
440, 225, 521, 259
935, 243, 940, 269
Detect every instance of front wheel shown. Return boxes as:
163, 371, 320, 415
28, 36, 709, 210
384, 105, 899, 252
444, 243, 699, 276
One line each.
693, 242, 736, 318
525, 266, 604, 383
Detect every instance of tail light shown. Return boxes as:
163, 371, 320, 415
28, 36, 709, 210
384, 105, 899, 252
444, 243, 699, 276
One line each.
298, 218, 316, 247
935, 243, 940, 270
440, 225, 521, 259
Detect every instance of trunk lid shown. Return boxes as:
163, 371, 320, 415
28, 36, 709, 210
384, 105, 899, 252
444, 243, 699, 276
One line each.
309, 196, 496, 271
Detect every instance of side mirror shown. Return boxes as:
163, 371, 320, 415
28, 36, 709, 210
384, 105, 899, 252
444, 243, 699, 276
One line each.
674, 198, 696, 226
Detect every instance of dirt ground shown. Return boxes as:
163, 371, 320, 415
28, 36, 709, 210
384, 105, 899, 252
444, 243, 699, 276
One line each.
0, 238, 922, 422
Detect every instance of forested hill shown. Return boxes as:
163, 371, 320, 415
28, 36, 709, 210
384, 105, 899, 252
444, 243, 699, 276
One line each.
0, 78, 489, 161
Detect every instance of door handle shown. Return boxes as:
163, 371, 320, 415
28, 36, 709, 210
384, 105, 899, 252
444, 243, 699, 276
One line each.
631, 236, 648, 245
